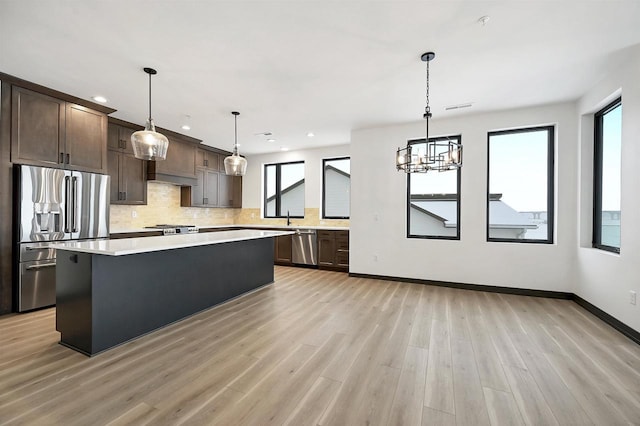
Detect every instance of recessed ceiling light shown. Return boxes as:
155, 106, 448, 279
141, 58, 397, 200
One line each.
307, 132, 314, 137
267, 138, 275, 143
92, 95, 107, 103
280, 147, 289, 151
181, 124, 191, 131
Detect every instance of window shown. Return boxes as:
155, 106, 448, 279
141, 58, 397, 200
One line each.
323, 157, 350, 219
407, 136, 461, 239
487, 126, 554, 243
593, 98, 622, 253
264, 161, 305, 218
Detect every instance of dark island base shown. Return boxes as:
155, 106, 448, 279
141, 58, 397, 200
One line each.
56, 237, 274, 356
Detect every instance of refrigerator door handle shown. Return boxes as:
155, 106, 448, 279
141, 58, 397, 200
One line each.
64, 176, 71, 233
72, 176, 79, 233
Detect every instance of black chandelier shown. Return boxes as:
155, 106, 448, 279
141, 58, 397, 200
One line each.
396, 52, 462, 173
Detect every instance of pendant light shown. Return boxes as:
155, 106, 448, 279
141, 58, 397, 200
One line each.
396, 52, 462, 173
224, 111, 248, 176
131, 67, 169, 161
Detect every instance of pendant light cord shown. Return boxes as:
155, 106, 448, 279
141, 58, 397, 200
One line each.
425, 58, 430, 143
148, 72, 152, 121
234, 113, 238, 154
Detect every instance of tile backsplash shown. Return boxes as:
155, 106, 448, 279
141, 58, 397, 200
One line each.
110, 182, 239, 230
236, 208, 350, 228
110, 182, 350, 230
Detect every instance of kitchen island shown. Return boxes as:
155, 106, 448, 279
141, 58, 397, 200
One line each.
53, 229, 293, 356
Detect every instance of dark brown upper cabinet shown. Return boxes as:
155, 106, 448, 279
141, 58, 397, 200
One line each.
147, 134, 199, 186
11, 86, 108, 174
196, 148, 220, 171
107, 122, 136, 156
181, 145, 242, 208
181, 167, 219, 207
107, 120, 147, 205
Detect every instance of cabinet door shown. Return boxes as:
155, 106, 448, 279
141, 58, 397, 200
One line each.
232, 176, 242, 208
11, 86, 65, 167
65, 103, 107, 173
218, 173, 232, 207
191, 168, 206, 206
155, 137, 197, 179
107, 150, 121, 203
196, 148, 207, 168
317, 232, 336, 267
208, 152, 220, 171
120, 126, 136, 156
107, 123, 121, 151
275, 235, 293, 265
204, 170, 219, 206
121, 155, 147, 204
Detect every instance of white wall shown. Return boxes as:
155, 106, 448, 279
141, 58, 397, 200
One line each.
351, 102, 578, 292
576, 45, 640, 332
243, 144, 350, 214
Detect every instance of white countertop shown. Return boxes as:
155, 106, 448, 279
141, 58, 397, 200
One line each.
53, 229, 294, 256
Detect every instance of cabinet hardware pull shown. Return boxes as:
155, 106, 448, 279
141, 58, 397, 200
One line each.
204, 159, 208, 167
60, 152, 64, 163
26, 262, 56, 270
66, 153, 70, 164
123, 192, 127, 200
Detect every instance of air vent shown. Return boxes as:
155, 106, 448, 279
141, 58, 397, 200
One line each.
445, 103, 473, 111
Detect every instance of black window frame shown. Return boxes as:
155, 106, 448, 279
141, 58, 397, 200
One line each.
322, 156, 351, 219
486, 125, 555, 244
263, 160, 305, 218
593, 97, 622, 254
406, 135, 462, 240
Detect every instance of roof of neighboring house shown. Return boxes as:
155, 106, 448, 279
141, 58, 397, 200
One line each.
410, 194, 537, 229
265, 178, 304, 203
325, 165, 350, 178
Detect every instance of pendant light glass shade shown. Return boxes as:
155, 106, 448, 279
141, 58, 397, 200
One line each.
224, 111, 247, 176
131, 67, 169, 161
131, 119, 169, 161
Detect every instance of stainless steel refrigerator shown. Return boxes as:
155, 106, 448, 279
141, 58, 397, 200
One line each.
16, 165, 109, 311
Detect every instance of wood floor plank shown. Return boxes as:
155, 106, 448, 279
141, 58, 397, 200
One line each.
387, 345, 428, 426
421, 406, 456, 426
450, 337, 491, 426
483, 387, 525, 426
466, 313, 510, 392
503, 365, 559, 426
409, 285, 433, 349
282, 376, 342, 426
423, 319, 455, 415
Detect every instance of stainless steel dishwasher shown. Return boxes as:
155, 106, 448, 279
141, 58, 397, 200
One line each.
292, 229, 318, 265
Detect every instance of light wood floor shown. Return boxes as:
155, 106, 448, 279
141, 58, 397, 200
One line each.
1, 267, 640, 425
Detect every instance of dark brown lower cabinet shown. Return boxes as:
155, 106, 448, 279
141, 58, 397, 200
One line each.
318, 230, 349, 271
274, 235, 293, 265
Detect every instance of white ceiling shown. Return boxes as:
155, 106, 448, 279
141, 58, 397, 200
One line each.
1, 1, 639, 154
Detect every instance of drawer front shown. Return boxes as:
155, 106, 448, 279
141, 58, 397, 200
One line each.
19, 259, 57, 311
334, 230, 349, 239
335, 251, 349, 268
335, 236, 349, 251
317, 230, 333, 239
